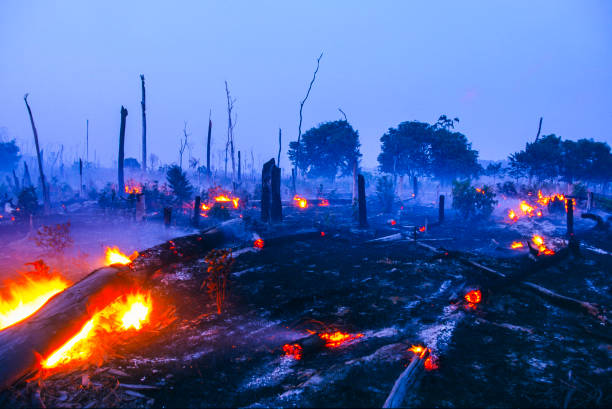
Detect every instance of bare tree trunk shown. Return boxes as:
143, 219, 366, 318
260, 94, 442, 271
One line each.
118, 106, 128, 195
225, 81, 236, 183
238, 151, 241, 181
23, 94, 50, 212
358, 174, 367, 227
140, 75, 147, 172
79, 158, 83, 197
535, 116, 543, 142
278, 128, 282, 166
206, 111, 212, 178
261, 159, 275, 223
295, 52, 323, 179
352, 160, 358, 204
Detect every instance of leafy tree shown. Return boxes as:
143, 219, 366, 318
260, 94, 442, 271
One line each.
429, 128, 481, 184
375, 176, 395, 213
16, 186, 39, 219
288, 120, 361, 180
560, 139, 612, 185
485, 162, 504, 184
508, 134, 562, 183
452, 180, 497, 219
166, 165, 193, 203
0, 139, 21, 172
378, 121, 432, 183
124, 157, 141, 169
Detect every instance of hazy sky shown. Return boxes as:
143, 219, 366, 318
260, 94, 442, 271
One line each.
1, 1, 611, 170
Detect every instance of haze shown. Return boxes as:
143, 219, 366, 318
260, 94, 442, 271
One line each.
1, 0, 611, 169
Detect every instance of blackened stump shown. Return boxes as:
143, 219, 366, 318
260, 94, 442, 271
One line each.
164, 207, 172, 227
261, 158, 275, 222
118, 106, 128, 195
566, 198, 574, 237
193, 196, 201, 227
439, 194, 445, 223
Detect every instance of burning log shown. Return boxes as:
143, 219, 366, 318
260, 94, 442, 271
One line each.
383, 347, 431, 408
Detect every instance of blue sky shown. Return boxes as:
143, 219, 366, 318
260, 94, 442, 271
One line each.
0, 0, 610, 169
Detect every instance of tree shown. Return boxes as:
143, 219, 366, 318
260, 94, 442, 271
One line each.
288, 120, 361, 180
452, 180, 497, 220
124, 158, 141, 169
377, 121, 432, 183
508, 134, 562, 183
560, 139, 612, 185
0, 139, 21, 172
166, 165, 193, 203
429, 128, 481, 184
485, 162, 504, 184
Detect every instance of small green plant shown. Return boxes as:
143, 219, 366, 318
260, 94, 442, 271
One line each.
16, 186, 39, 220
452, 180, 497, 219
202, 249, 234, 314
376, 176, 395, 213
166, 165, 193, 204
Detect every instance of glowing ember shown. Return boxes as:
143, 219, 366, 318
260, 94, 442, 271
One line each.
318, 199, 329, 207
293, 195, 308, 209
519, 201, 536, 217
318, 331, 363, 347
105, 247, 138, 266
124, 181, 143, 195
41, 290, 153, 369
214, 195, 240, 209
510, 241, 524, 249
0, 262, 70, 331
424, 356, 439, 371
409, 344, 427, 358
254, 238, 264, 249
475, 187, 485, 194
531, 235, 555, 255
508, 209, 518, 222
390, 220, 397, 226
464, 289, 482, 304
419, 226, 426, 232
282, 343, 303, 360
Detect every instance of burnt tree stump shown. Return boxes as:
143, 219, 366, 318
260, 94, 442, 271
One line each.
439, 195, 445, 223
163, 207, 172, 227
271, 166, 282, 223
358, 174, 367, 227
566, 198, 574, 237
261, 158, 275, 223
118, 106, 128, 195
193, 196, 201, 227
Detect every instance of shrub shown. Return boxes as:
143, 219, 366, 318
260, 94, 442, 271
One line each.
496, 181, 518, 197
33, 222, 73, 255
166, 165, 193, 204
202, 249, 234, 314
16, 187, 39, 220
452, 180, 497, 219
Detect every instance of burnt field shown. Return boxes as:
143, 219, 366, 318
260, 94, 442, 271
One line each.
0, 197, 610, 408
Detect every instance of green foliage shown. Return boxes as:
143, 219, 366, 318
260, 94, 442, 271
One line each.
377, 117, 481, 184
166, 165, 193, 203
376, 176, 395, 213
496, 181, 518, 197
0, 139, 21, 173
16, 187, 39, 219
288, 120, 361, 179
485, 162, 504, 182
452, 180, 497, 220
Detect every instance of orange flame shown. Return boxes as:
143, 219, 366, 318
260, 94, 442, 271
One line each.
124, 181, 143, 195
464, 289, 482, 304
282, 343, 302, 360
105, 247, 139, 266
0, 263, 70, 331
409, 344, 427, 358
424, 356, 439, 371
318, 331, 363, 347
254, 239, 264, 249
318, 199, 329, 207
419, 226, 426, 232
41, 291, 152, 369
531, 235, 555, 255
510, 241, 524, 249
293, 195, 308, 209
214, 195, 240, 209
508, 209, 518, 222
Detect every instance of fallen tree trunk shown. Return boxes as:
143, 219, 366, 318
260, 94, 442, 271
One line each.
383, 350, 429, 408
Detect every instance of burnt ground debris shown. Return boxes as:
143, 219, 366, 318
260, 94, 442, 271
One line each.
0, 199, 610, 408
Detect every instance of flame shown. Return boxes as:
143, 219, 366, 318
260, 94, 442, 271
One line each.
424, 356, 439, 371
293, 195, 308, 209
41, 291, 152, 369
531, 235, 555, 255
475, 187, 485, 194
464, 289, 482, 304
105, 247, 138, 266
201, 203, 210, 211
254, 239, 264, 249
214, 195, 240, 209
0, 264, 71, 331
390, 220, 397, 226
510, 241, 524, 249
282, 343, 302, 360
124, 181, 143, 195
318, 199, 329, 207
318, 331, 363, 347
409, 344, 427, 358
419, 226, 426, 232
508, 209, 518, 222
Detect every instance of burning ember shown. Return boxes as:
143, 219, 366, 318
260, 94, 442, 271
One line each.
510, 241, 524, 249
0, 261, 71, 331
390, 220, 397, 226
214, 195, 240, 209
507, 190, 574, 223
424, 356, 439, 371
41, 291, 153, 369
409, 344, 439, 371
419, 226, 426, 232
124, 181, 143, 195
282, 343, 303, 360
508, 209, 518, 222
293, 195, 308, 209
105, 247, 139, 266
409, 344, 427, 358
531, 235, 555, 255
318, 199, 330, 207
464, 289, 482, 305
253, 238, 264, 249
318, 331, 363, 347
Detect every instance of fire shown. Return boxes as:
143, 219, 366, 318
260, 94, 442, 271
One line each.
464, 289, 482, 304
531, 235, 555, 255
318, 331, 363, 347
318, 199, 329, 207
41, 290, 152, 369
475, 187, 485, 194
282, 343, 303, 360
409, 344, 427, 358
293, 195, 308, 209
214, 195, 240, 209
510, 241, 524, 249
419, 226, 426, 232
424, 356, 439, 371
519, 201, 536, 217
390, 220, 397, 226
105, 247, 138, 266
254, 238, 264, 249
0, 262, 71, 331
508, 209, 518, 222
124, 181, 143, 195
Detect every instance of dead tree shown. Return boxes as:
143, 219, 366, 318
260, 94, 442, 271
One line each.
118, 106, 128, 195
261, 159, 275, 223
278, 128, 282, 166
225, 81, 237, 182
206, 110, 212, 178
295, 52, 323, 180
193, 196, 201, 227
535, 116, 543, 141
271, 165, 282, 223
179, 121, 190, 170
79, 159, 83, 196
438, 195, 445, 223
358, 174, 367, 227
140, 75, 147, 171
238, 151, 241, 181
23, 94, 50, 211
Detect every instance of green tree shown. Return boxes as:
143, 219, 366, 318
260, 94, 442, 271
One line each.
452, 180, 497, 219
429, 128, 481, 184
166, 165, 193, 203
0, 139, 21, 172
509, 134, 563, 183
485, 162, 504, 184
377, 121, 432, 183
288, 120, 361, 180
560, 139, 612, 185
